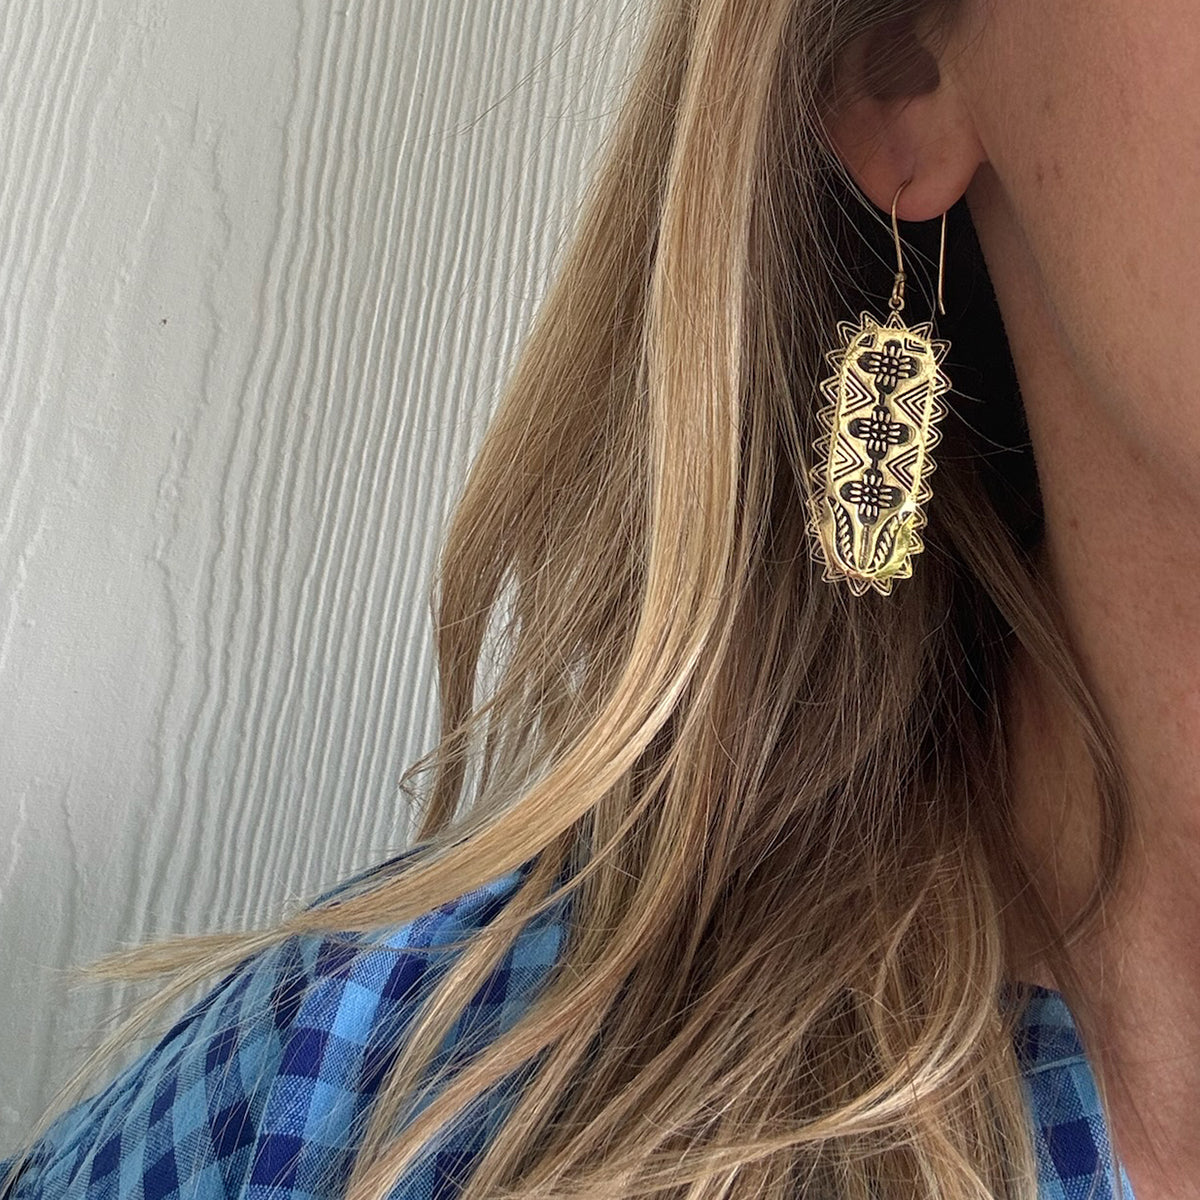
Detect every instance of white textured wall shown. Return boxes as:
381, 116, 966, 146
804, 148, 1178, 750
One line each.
0, 0, 646, 1149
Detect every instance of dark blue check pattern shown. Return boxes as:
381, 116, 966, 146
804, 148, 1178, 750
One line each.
2, 854, 1133, 1199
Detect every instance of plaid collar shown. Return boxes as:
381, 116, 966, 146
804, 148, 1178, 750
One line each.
1013, 985, 1136, 1199
2, 860, 1134, 1199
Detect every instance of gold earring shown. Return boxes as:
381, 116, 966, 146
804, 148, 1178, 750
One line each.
807, 180, 953, 596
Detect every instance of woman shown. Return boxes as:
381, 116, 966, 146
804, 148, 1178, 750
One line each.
1, 0, 1184, 1194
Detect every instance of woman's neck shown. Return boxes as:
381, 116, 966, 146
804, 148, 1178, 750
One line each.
963, 166, 1200, 1197
1002, 342, 1200, 1200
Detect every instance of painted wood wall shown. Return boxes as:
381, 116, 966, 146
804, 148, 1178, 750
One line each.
0, 0, 646, 1148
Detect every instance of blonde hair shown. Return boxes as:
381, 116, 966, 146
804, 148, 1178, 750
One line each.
11, 0, 1131, 1196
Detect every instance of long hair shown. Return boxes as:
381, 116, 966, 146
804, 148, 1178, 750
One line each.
10, 0, 1129, 1196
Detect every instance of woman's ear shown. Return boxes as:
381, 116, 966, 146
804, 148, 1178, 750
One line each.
820, 14, 985, 222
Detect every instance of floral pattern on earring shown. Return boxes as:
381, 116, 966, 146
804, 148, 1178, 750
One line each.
839, 466, 902, 525
847, 405, 911, 463
856, 339, 919, 395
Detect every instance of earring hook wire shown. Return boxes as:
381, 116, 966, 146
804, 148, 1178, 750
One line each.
889, 178, 948, 318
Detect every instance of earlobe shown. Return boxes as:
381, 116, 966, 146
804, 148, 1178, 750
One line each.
821, 18, 984, 224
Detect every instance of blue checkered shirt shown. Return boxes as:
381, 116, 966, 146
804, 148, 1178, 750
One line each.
1, 854, 1136, 1199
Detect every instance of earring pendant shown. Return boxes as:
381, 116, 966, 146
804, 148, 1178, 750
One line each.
807, 185, 953, 596
807, 310, 952, 595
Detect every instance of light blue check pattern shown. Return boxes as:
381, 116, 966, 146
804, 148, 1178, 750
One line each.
2, 852, 1133, 1199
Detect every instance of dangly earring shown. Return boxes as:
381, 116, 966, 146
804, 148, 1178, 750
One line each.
807, 179, 953, 596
